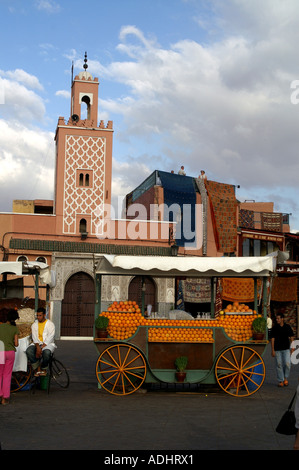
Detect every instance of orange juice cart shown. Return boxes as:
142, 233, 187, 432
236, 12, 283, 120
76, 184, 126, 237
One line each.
93, 254, 279, 397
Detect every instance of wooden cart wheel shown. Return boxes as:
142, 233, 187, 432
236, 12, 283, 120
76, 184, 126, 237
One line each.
96, 344, 147, 395
215, 345, 265, 397
11, 364, 32, 392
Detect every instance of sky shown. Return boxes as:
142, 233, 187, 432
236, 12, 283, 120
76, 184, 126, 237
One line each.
1, 0, 299, 231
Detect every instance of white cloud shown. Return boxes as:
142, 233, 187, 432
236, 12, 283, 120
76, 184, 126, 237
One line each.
83, 6, 299, 229
111, 157, 151, 215
0, 150, 22, 180
210, 0, 299, 42
0, 69, 44, 91
0, 75, 46, 122
0, 120, 54, 161
34, 0, 61, 14
55, 90, 70, 99
0, 118, 54, 211
95, 19, 299, 194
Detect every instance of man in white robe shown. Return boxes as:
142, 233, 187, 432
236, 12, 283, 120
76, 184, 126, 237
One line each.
26, 307, 56, 376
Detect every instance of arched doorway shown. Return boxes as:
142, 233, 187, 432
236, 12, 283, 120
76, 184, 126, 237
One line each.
128, 276, 156, 312
61, 272, 95, 336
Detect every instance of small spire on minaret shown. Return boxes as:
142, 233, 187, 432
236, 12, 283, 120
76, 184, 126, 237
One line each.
76, 52, 93, 81
83, 52, 88, 71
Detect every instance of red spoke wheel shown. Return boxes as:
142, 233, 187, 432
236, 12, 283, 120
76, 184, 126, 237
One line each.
96, 344, 146, 395
215, 345, 265, 397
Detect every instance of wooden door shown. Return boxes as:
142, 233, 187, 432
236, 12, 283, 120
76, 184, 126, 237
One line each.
61, 272, 95, 336
128, 276, 156, 311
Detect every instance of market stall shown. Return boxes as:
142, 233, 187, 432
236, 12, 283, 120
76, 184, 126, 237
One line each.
93, 253, 281, 397
0, 260, 54, 392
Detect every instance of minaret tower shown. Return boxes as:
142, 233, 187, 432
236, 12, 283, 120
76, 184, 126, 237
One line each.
54, 53, 113, 238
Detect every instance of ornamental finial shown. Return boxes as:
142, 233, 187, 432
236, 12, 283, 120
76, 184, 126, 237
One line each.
83, 51, 88, 70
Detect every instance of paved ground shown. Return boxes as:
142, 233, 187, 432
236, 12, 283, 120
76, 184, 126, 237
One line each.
0, 339, 298, 453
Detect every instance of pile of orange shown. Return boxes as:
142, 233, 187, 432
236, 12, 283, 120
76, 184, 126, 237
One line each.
223, 301, 255, 314
148, 327, 214, 343
98, 301, 258, 343
101, 313, 142, 341
106, 300, 141, 313
217, 314, 256, 342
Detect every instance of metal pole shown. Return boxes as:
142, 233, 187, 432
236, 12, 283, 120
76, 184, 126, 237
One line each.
254, 278, 258, 312
262, 277, 267, 317
211, 277, 215, 317
35, 273, 39, 312
141, 276, 145, 315
95, 274, 102, 318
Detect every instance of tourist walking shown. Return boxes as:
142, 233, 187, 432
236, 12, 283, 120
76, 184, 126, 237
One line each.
271, 313, 295, 387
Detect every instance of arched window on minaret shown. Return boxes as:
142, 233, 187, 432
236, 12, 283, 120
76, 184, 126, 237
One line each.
85, 174, 90, 186
81, 95, 91, 120
79, 173, 84, 186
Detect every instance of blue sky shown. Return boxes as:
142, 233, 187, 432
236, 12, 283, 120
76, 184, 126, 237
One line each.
1, 0, 299, 231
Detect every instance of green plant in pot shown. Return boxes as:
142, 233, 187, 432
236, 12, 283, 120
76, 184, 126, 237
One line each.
252, 316, 267, 340
95, 315, 109, 338
175, 356, 188, 382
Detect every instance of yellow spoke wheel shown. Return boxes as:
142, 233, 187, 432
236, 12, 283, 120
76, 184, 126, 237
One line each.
11, 364, 32, 392
96, 344, 147, 395
215, 345, 265, 397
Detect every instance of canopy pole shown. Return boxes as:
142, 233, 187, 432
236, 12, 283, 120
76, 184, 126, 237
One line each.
141, 276, 145, 315
34, 273, 39, 312
254, 278, 258, 312
211, 277, 215, 317
95, 274, 102, 318
262, 277, 268, 318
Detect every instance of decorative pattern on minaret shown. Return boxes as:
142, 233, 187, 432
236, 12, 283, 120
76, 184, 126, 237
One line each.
63, 135, 105, 235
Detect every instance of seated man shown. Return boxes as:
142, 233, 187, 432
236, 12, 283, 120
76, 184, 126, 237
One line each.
26, 307, 56, 376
